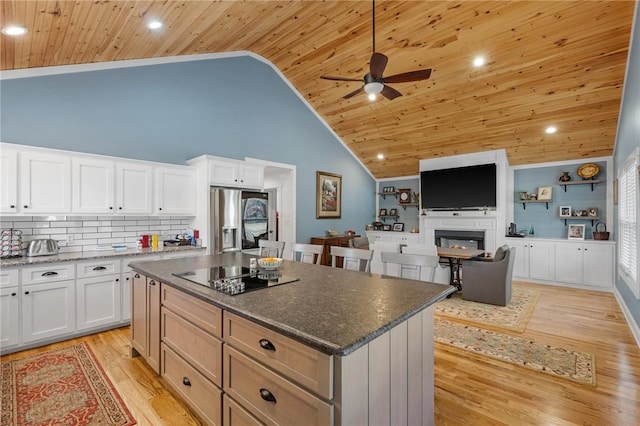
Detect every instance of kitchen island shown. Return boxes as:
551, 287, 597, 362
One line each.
129, 251, 454, 426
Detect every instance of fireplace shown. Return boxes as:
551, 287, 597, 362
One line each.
435, 230, 485, 250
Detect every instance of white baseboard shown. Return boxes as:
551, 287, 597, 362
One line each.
614, 286, 640, 347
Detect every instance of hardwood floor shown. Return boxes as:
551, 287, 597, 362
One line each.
2, 281, 639, 425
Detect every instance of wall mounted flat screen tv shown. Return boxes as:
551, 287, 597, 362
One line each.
420, 163, 497, 210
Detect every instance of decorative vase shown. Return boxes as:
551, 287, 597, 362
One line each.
559, 171, 571, 182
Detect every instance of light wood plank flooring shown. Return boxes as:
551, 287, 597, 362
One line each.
2, 281, 639, 425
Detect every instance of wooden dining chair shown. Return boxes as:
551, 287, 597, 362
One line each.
380, 251, 441, 282
330, 246, 373, 272
258, 239, 285, 258
290, 243, 324, 265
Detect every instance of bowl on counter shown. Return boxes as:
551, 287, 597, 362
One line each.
257, 257, 283, 270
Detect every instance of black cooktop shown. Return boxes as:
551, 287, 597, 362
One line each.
173, 265, 298, 296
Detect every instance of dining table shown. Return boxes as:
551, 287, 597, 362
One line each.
437, 247, 486, 289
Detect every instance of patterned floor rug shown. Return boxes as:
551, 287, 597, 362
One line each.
1, 342, 136, 426
435, 318, 596, 386
434, 286, 540, 332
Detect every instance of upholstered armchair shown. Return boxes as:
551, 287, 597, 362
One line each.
461, 245, 515, 306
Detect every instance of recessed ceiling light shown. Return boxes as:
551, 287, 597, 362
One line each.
473, 56, 485, 67
377, 154, 385, 160
545, 126, 557, 134
1, 26, 28, 36
147, 20, 163, 30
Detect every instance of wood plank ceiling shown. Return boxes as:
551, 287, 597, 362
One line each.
1, 1, 635, 178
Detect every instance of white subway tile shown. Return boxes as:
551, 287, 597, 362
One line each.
97, 226, 125, 232
82, 233, 112, 239
137, 220, 161, 226
51, 221, 83, 228
18, 222, 50, 229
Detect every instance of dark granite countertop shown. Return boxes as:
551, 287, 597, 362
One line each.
129, 252, 455, 356
0, 245, 206, 268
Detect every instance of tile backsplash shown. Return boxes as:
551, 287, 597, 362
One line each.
0, 216, 194, 253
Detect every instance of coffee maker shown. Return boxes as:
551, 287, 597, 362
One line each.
508, 223, 518, 236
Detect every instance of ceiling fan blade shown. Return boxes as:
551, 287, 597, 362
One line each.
370, 52, 388, 79
381, 85, 402, 100
383, 69, 432, 84
343, 87, 364, 99
321, 75, 363, 82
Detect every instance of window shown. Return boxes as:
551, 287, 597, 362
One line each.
618, 147, 639, 298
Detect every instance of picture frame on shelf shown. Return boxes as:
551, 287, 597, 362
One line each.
568, 224, 585, 240
383, 224, 392, 231
574, 209, 587, 217
559, 206, 572, 218
588, 207, 599, 217
316, 171, 342, 219
519, 191, 529, 200
379, 208, 387, 216
389, 208, 397, 216
393, 223, 405, 232
537, 186, 552, 201
398, 188, 411, 204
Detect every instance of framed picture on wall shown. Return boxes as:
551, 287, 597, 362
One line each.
568, 224, 585, 240
537, 186, 553, 201
398, 188, 411, 204
559, 206, 572, 218
316, 171, 342, 218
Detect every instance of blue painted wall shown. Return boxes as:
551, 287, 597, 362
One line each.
0, 55, 376, 243
514, 162, 607, 239
613, 3, 640, 334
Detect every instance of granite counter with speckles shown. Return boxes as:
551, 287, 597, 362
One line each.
129, 251, 455, 356
0, 245, 206, 267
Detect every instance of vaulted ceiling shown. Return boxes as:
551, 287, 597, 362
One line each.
1, 1, 635, 178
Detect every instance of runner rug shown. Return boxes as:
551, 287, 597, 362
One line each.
435, 318, 596, 386
434, 286, 540, 332
1, 342, 136, 426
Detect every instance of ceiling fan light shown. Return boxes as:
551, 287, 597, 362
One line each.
364, 82, 383, 95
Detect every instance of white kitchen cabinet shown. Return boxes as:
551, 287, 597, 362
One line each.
76, 259, 122, 330
77, 274, 121, 330
154, 166, 196, 215
72, 157, 152, 214
0, 148, 18, 213
22, 280, 76, 343
508, 239, 555, 281
555, 241, 614, 289
209, 158, 264, 189
20, 151, 71, 213
0, 286, 20, 348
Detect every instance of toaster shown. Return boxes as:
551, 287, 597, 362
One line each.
25, 239, 60, 257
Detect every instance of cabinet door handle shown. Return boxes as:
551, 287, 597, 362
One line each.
126, 276, 130, 281
259, 338, 276, 351
24, 291, 30, 295
158, 207, 163, 211
92, 266, 107, 271
9, 205, 15, 209
182, 377, 191, 386
42, 271, 58, 276
134, 273, 140, 278
23, 205, 28, 208
109, 206, 113, 210
149, 280, 156, 286
115, 278, 119, 282
119, 207, 123, 210
11, 292, 16, 296
260, 388, 277, 403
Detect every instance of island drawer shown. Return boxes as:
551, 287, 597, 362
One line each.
223, 345, 333, 426
223, 311, 333, 400
161, 343, 222, 426
223, 395, 265, 426
161, 283, 222, 338
161, 306, 223, 386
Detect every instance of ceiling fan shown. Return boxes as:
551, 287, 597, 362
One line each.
320, 0, 432, 101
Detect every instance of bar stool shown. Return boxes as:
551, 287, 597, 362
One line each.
330, 246, 373, 272
291, 243, 324, 265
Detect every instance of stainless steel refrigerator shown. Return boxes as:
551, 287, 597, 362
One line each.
210, 187, 274, 254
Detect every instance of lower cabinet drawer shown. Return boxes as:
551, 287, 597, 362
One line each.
161, 343, 222, 426
224, 345, 333, 426
161, 306, 223, 386
223, 395, 265, 426
162, 283, 222, 338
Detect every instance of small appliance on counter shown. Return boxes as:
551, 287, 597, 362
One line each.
506, 223, 525, 237
25, 239, 60, 257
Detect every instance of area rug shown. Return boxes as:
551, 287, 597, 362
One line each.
1, 342, 136, 426
435, 318, 596, 386
434, 286, 540, 332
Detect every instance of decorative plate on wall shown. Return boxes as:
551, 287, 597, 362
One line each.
577, 163, 600, 179
398, 188, 411, 204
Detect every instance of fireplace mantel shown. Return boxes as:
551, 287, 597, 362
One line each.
420, 213, 498, 253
